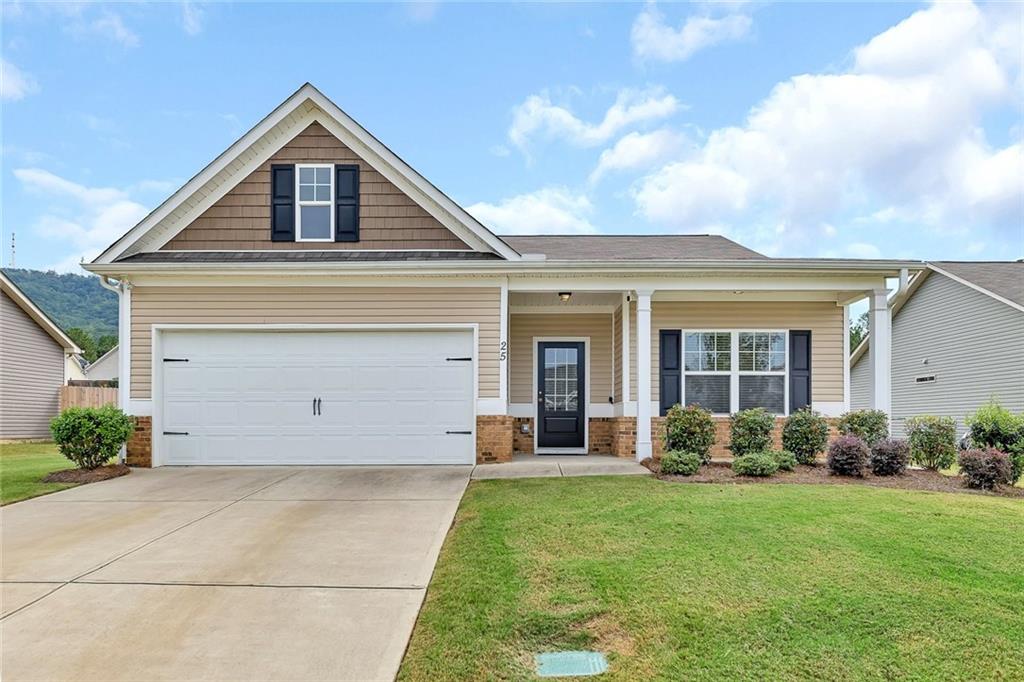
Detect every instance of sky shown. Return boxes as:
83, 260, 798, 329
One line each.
1, 0, 1021, 274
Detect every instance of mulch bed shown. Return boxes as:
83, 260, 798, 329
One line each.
42, 464, 131, 484
644, 460, 1024, 499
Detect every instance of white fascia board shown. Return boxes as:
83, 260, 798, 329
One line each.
93, 84, 519, 264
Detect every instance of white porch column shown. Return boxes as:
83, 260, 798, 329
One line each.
621, 292, 630, 410
635, 290, 653, 461
868, 289, 891, 420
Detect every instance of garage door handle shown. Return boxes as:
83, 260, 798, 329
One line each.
163, 431, 189, 436
446, 430, 472, 435
317, 398, 322, 416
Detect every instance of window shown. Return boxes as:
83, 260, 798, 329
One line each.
296, 164, 333, 241
679, 330, 788, 414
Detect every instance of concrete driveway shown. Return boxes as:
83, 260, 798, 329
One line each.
0, 465, 470, 682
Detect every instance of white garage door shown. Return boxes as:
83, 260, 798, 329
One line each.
159, 330, 475, 465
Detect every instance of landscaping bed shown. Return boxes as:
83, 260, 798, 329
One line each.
646, 459, 1024, 498
42, 463, 130, 484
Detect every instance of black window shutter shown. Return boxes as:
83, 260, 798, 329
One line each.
270, 164, 295, 242
659, 330, 682, 416
789, 330, 812, 412
334, 164, 359, 242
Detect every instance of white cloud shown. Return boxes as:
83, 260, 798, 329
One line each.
67, 10, 140, 48
846, 242, 882, 259
14, 168, 151, 269
589, 128, 688, 184
508, 86, 681, 153
181, 1, 204, 36
404, 1, 438, 23
633, 1, 1023, 252
466, 188, 597, 235
631, 3, 752, 62
1, 59, 39, 100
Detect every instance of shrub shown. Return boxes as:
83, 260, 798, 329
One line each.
663, 404, 716, 463
732, 452, 779, 477
870, 438, 910, 476
782, 409, 830, 465
50, 405, 135, 470
728, 408, 775, 458
966, 399, 1024, 451
827, 435, 869, 477
1007, 440, 1024, 485
769, 449, 797, 471
905, 415, 957, 471
660, 450, 702, 476
837, 410, 889, 447
958, 448, 1012, 490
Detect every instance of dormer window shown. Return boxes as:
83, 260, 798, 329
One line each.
296, 164, 334, 241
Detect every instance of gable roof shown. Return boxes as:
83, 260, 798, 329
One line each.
502, 234, 767, 261
849, 260, 1023, 367
93, 83, 520, 263
0, 271, 81, 353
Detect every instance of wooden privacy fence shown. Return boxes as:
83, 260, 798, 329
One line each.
59, 386, 118, 410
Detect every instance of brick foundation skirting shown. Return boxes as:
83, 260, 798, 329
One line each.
126, 416, 152, 467
476, 415, 514, 464
588, 418, 614, 455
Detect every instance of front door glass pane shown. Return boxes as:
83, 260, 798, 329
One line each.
544, 347, 578, 411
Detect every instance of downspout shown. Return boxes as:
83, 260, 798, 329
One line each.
99, 275, 128, 464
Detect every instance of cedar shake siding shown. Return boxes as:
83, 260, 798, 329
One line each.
1, 290, 65, 439
162, 122, 472, 251
509, 312, 615, 405
129, 286, 500, 400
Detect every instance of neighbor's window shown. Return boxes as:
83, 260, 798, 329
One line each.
296, 164, 333, 241
680, 330, 787, 414
684, 332, 731, 414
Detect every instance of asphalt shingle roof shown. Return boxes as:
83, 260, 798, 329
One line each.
931, 261, 1024, 307
499, 234, 767, 261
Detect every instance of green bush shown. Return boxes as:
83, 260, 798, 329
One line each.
769, 449, 797, 472
958, 448, 1012, 490
732, 452, 779, 477
966, 399, 1024, 451
1007, 440, 1024, 485
50, 405, 135, 470
660, 450, 702, 476
905, 415, 957, 471
837, 410, 889, 447
663, 404, 716, 463
782, 409, 830, 465
728, 408, 775, 458
827, 435, 868, 477
870, 438, 910, 476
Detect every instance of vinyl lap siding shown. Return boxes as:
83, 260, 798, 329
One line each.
509, 312, 614, 405
1, 291, 65, 438
849, 354, 871, 411
162, 122, 471, 251
889, 273, 1024, 438
130, 287, 500, 400
650, 301, 845, 404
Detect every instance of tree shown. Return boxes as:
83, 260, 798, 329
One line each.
66, 327, 98, 362
849, 311, 869, 352
96, 334, 118, 359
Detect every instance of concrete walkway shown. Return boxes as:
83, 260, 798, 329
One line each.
0, 465, 471, 682
472, 454, 651, 479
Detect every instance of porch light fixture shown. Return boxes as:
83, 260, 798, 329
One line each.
558, 292, 573, 302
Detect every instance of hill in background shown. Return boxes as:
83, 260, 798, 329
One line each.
3, 268, 118, 338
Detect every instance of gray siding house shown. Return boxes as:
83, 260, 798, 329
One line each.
0, 272, 81, 439
851, 261, 1024, 438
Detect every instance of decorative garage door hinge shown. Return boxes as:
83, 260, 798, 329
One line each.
445, 357, 472, 361
163, 358, 189, 362
163, 431, 189, 435
445, 430, 472, 435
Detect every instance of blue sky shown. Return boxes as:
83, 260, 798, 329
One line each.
1, 1, 1021, 273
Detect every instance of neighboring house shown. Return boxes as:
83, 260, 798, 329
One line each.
84, 83, 918, 467
85, 345, 119, 381
851, 261, 1024, 437
66, 353, 88, 382
0, 271, 82, 439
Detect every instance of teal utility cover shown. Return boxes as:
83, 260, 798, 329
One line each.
535, 651, 608, 677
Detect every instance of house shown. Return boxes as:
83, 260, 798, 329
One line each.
85, 345, 119, 382
0, 271, 82, 439
67, 353, 88, 382
83, 84, 918, 467
851, 261, 1024, 437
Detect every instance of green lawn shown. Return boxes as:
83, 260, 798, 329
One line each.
0, 442, 76, 505
400, 477, 1024, 681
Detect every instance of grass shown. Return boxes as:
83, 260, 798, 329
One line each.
400, 477, 1024, 681
0, 442, 76, 505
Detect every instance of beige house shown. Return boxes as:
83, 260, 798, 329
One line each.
85, 84, 918, 467
84, 345, 119, 382
1, 271, 82, 439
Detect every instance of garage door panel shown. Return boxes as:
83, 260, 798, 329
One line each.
160, 330, 474, 465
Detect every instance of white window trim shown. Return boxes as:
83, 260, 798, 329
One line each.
681, 329, 790, 416
295, 163, 334, 242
